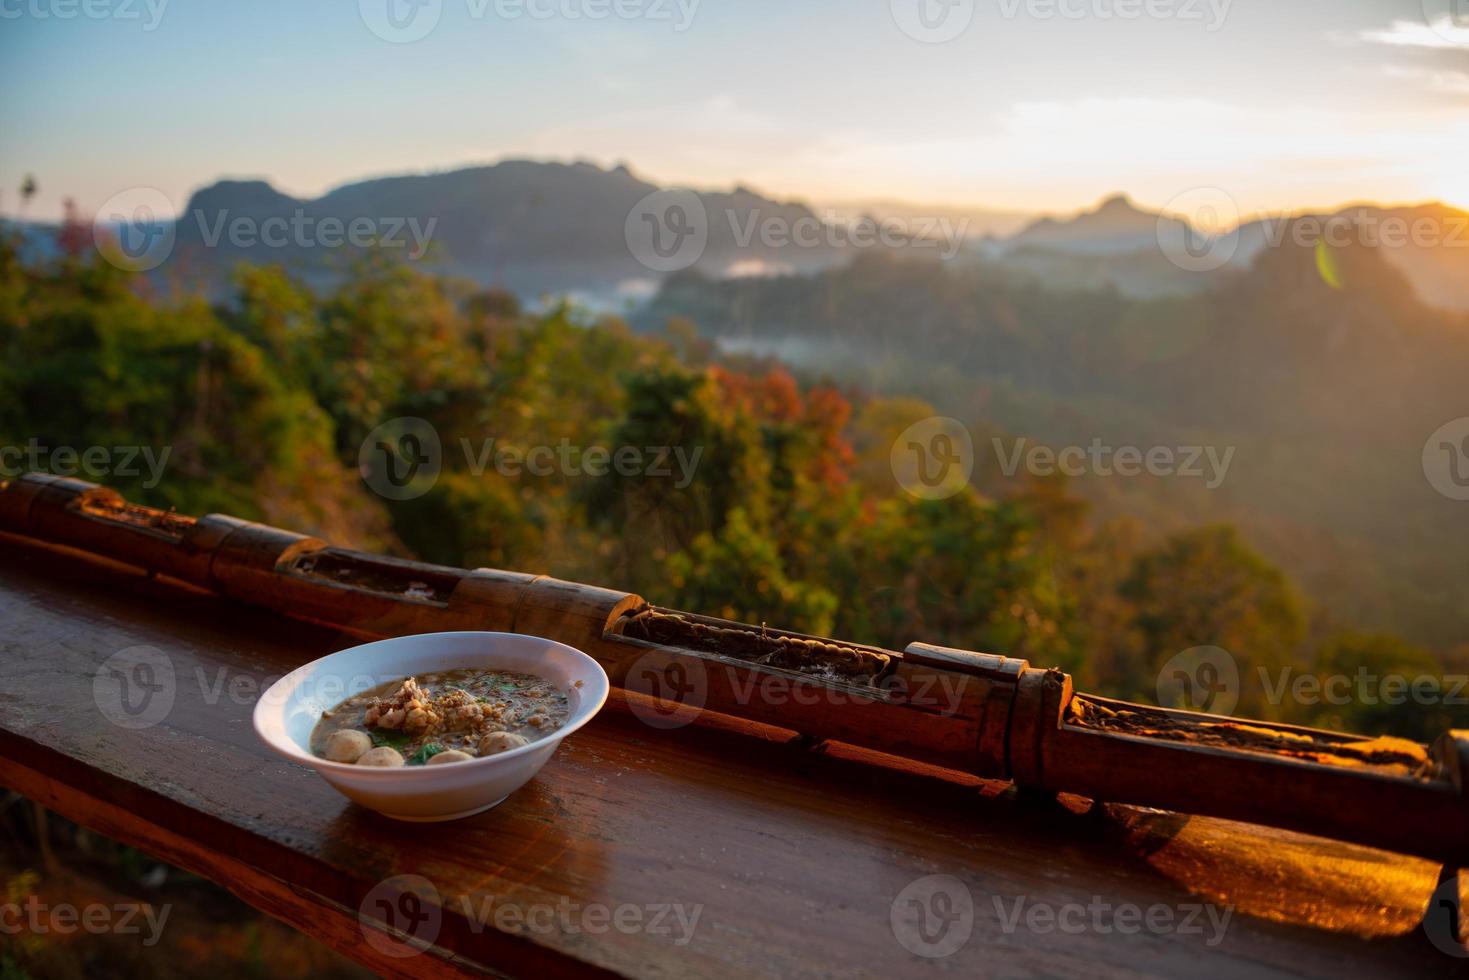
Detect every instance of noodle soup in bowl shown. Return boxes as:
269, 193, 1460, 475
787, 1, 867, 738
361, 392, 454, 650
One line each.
253, 632, 609, 821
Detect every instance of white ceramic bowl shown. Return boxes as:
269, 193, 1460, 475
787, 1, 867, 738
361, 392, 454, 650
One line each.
253, 631, 609, 821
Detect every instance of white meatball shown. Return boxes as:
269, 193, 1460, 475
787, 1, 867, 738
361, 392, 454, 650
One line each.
356, 746, 405, 767
426, 749, 474, 765
479, 731, 529, 756
323, 729, 372, 763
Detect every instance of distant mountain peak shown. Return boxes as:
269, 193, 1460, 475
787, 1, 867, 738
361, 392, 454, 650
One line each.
182, 178, 300, 214
1096, 192, 1142, 213
1006, 192, 1172, 255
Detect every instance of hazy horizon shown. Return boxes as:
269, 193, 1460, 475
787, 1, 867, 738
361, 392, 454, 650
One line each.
4, 152, 1465, 234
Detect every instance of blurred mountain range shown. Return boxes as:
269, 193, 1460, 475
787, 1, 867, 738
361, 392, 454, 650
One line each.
170, 160, 866, 302
975, 194, 1469, 313
8, 161, 1467, 312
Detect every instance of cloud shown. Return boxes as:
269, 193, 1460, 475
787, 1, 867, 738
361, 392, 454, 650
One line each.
785, 96, 1469, 213
1384, 65, 1469, 95
1359, 17, 1469, 50
507, 92, 1469, 215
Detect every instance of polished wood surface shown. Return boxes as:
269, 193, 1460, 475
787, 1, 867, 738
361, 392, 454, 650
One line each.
0, 532, 1459, 978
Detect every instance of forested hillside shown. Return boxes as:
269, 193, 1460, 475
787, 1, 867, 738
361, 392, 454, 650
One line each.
643, 240, 1469, 652
2, 227, 1463, 740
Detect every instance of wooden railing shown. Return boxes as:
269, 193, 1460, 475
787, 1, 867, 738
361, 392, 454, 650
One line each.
2, 471, 1466, 867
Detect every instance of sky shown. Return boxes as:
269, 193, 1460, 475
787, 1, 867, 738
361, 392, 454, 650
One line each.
1, 0, 1466, 222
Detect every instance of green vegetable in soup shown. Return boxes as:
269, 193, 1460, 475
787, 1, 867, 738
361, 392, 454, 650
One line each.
370, 728, 411, 749
408, 743, 446, 766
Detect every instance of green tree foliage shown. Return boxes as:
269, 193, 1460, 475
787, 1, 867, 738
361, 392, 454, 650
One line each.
644, 248, 1469, 654
838, 491, 1079, 669
1122, 524, 1306, 716
0, 240, 351, 527
665, 507, 839, 633
1304, 632, 1468, 741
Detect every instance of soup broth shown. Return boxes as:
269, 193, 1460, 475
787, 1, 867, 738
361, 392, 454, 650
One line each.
310, 669, 572, 766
